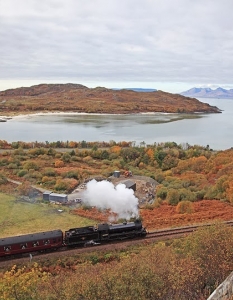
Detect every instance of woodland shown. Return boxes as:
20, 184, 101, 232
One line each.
1, 140, 233, 207
1, 140, 233, 299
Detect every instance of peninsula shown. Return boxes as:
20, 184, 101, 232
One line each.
0, 83, 221, 116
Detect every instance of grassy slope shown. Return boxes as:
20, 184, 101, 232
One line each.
0, 193, 94, 237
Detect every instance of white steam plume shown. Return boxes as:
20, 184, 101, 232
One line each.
82, 180, 139, 221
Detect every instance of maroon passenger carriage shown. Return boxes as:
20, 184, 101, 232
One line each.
0, 230, 63, 257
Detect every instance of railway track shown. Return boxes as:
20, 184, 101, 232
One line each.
147, 220, 233, 240
1, 220, 233, 266
146, 225, 198, 239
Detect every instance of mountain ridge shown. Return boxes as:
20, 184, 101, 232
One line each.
181, 87, 233, 98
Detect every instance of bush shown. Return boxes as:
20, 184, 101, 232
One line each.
156, 186, 168, 200
54, 179, 69, 191
43, 168, 57, 176
154, 172, 165, 183
83, 156, 92, 162
176, 201, 194, 214
166, 189, 180, 205
0, 172, 7, 184
63, 171, 79, 180
54, 160, 65, 168
7, 163, 18, 169
179, 188, 197, 202
17, 169, 28, 177
23, 161, 39, 171
62, 153, 71, 163
30, 171, 43, 179
41, 176, 56, 187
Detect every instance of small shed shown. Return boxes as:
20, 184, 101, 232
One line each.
43, 191, 52, 201
49, 193, 68, 203
122, 180, 136, 192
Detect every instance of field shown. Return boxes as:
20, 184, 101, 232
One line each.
0, 193, 93, 237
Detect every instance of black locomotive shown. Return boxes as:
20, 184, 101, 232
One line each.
0, 220, 146, 258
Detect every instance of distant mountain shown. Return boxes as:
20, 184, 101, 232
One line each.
114, 88, 157, 92
181, 87, 233, 98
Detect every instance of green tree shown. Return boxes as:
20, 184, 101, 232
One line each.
154, 150, 167, 167
120, 148, 140, 162
81, 140, 87, 148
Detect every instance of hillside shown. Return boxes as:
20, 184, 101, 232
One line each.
181, 87, 233, 98
1, 142, 233, 299
0, 83, 221, 115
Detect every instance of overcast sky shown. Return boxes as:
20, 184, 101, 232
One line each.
1, 0, 233, 93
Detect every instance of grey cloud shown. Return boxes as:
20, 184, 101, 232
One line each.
1, 0, 233, 87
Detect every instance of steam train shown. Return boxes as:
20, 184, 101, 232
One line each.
0, 220, 146, 258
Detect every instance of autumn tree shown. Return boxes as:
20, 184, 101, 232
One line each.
120, 148, 140, 162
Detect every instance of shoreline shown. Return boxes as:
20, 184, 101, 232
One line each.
0, 111, 177, 121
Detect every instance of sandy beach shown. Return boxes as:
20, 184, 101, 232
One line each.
0, 111, 168, 121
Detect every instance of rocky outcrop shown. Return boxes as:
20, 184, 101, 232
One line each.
207, 271, 233, 300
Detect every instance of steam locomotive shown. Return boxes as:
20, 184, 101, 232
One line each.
0, 220, 146, 258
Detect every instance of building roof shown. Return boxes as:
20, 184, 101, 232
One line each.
49, 193, 67, 197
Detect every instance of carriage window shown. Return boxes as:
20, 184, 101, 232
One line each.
33, 241, 39, 247
20, 243, 27, 249
4, 246, 11, 251
44, 239, 50, 245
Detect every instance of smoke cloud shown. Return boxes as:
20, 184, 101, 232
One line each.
82, 180, 139, 220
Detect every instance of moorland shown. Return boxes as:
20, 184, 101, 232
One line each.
0, 83, 221, 115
